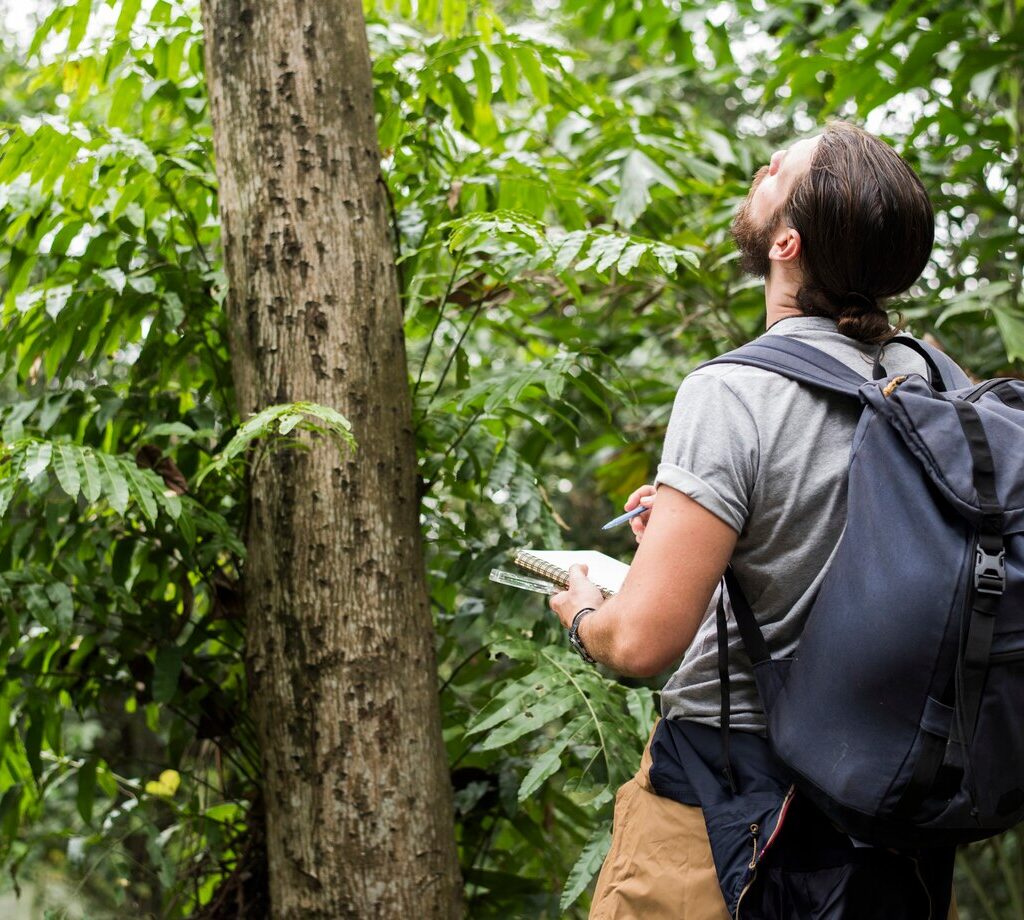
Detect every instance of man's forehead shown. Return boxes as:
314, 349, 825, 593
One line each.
784, 133, 822, 164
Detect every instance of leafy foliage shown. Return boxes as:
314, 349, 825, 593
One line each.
0, 0, 1021, 916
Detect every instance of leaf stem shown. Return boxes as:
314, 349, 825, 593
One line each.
413, 251, 464, 399
539, 649, 606, 781
429, 294, 490, 404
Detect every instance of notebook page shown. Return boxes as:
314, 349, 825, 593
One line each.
522, 550, 630, 593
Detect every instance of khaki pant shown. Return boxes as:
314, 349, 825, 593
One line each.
589, 720, 958, 919
589, 722, 730, 919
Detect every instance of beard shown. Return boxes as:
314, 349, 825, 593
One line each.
730, 166, 785, 278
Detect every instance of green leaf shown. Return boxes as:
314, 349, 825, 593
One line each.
53, 443, 82, 500
124, 461, 159, 523
650, 242, 680, 275
25, 710, 43, 780
933, 282, 1012, 327
551, 230, 588, 273
97, 452, 130, 514
115, 0, 144, 39
616, 243, 646, 276
28, 5, 62, 58
0, 478, 18, 519
0, 785, 22, 839
625, 687, 656, 740
444, 356, 575, 415
441, 0, 467, 36
677, 152, 723, 185
701, 127, 736, 165
47, 581, 75, 633
442, 73, 475, 130
22, 440, 52, 483
277, 412, 305, 435
80, 448, 103, 503
579, 234, 629, 274
515, 46, 548, 105
77, 758, 98, 825
467, 679, 542, 736
27, 581, 75, 634
67, 0, 92, 52
455, 345, 470, 390
153, 645, 183, 704
612, 150, 675, 228
517, 714, 589, 801
560, 823, 613, 911
146, 422, 208, 439
472, 49, 492, 106
477, 685, 578, 750
0, 696, 11, 759
109, 73, 144, 129
496, 44, 519, 103
155, 486, 183, 522
544, 369, 565, 400
994, 308, 1024, 364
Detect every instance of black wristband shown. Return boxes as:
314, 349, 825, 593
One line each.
568, 607, 597, 664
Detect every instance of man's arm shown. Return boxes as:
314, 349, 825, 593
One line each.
549, 482, 738, 677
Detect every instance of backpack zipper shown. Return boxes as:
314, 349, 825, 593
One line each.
733, 786, 796, 919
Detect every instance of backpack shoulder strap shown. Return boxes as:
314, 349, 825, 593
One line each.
877, 335, 971, 391
694, 336, 866, 401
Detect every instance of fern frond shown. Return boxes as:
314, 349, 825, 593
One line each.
194, 402, 357, 487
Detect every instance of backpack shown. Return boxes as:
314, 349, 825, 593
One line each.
694, 333, 1024, 849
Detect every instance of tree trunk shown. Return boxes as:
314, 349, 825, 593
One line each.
199, 1, 463, 916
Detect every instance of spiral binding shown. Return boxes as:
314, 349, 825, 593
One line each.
512, 550, 616, 598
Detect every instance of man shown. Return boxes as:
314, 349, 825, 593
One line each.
549, 121, 961, 917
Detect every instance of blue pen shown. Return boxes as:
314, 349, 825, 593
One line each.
601, 504, 650, 530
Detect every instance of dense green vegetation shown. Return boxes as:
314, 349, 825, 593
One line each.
0, 0, 1021, 916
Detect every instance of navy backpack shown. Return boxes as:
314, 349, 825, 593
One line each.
696, 334, 1024, 849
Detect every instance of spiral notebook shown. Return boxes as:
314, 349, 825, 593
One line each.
505, 548, 630, 597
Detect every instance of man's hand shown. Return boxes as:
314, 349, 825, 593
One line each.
548, 563, 606, 630
624, 484, 656, 543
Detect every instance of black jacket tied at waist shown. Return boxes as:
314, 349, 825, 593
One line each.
647, 718, 956, 919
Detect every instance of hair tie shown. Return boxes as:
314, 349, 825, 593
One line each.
843, 291, 876, 311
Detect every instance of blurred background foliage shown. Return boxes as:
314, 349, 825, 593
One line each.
0, 0, 1020, 915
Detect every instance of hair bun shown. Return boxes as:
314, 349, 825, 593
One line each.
836, 301, 893, 345
795, 285, 898, 345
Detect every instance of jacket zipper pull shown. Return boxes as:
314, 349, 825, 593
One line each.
748, 823, 759, 869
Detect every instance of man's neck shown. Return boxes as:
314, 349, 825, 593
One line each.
763, 272, 804, 330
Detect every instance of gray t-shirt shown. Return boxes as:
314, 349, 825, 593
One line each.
655, 315, 950, 733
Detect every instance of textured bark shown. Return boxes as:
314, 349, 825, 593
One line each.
200, 2, 463, 916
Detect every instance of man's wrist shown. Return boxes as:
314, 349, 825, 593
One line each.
568, 606, 597, 664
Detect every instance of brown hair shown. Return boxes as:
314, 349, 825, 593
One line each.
784, 121, 934, 346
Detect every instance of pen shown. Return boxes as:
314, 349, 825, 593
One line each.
601, 504, 650, 530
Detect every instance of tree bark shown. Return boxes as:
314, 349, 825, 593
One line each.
199, 1, 463, 916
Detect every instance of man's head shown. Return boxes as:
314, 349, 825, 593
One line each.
730, 121, 934, 345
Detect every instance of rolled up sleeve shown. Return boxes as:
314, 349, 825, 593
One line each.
653, 371, 759, 534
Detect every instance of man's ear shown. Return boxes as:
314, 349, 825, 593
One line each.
769, 226, 802, 263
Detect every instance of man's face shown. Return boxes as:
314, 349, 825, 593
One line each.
730, 134, 821, 277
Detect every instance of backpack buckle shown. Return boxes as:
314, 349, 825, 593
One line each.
975, 542, 1006, 595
